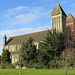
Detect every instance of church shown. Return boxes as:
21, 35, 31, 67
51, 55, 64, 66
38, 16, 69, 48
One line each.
3, 3, 75, 63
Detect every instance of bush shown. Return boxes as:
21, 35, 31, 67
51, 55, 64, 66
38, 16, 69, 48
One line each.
1, 50, 11, 63
32, 63, 42, 69
32, 62, 48, 69
68, 61, 73, 67
15, 62, 19, 66
0, 63, 15, 69
49, 60, 58, 69
7, 64, 15, 69
0, 64, 6, 69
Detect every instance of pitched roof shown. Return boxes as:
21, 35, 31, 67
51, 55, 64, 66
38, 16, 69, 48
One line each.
6, 30, 51, 45
66, 13, 75, 23
51, 3, 67, 17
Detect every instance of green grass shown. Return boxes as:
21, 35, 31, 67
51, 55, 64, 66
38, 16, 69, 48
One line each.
0, 69, 75, 75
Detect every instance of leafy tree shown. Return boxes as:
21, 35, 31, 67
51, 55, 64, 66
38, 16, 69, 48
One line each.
1, 49, 11, 63
21, 37, 36, 68
60, 29, 75, 74
38, 29, 65, 68
20, 30, 65, 69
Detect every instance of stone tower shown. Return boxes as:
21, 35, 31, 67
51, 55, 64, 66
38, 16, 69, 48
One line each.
3, 34, 7, 50
66, 13, 75, 41
51, 3, 67, 33
66, 13, 75, 32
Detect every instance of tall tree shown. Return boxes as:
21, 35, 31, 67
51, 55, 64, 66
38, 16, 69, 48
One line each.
1, 49, 11, 63
21, 37, 36, 68
38, 29, 65, 68
40, 29, 65, 57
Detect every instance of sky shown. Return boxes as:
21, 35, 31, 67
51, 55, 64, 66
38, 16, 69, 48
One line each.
0, 0, 75, 55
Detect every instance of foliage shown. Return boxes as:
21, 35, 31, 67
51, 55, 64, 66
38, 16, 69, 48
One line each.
0, 63, 15, 69
1, 49, 11, 63
7, 64, 15, 69
0, 64, 6, 69
15, 62, 19, 66
21, 37, 37, 67
38, 29, 65, 68
20, 29, 75, 69
48, 56, 59, 69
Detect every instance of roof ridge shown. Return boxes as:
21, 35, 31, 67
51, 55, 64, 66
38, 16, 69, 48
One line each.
11, 29, 51, 38
6, 29, 51, 45
59, 4, 66, 14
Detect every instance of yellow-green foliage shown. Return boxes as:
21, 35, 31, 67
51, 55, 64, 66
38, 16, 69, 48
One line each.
1, 49, 11, 63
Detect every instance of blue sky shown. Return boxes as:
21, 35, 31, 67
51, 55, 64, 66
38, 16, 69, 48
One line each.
0, 0, 75, 55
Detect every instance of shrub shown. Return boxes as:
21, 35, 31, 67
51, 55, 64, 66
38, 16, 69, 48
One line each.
32, 63, 41, 69
32, 63, 48, 69
7, 64, 15, 69
49, 59, 58, 69
1, 49, 11, 63
15, 62, 19, 66
0, 64, 6, 69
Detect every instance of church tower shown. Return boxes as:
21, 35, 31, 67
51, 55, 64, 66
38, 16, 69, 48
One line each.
66, 13, 75, 32
51, 3, 67, 33
3, 34, 7, 50
66, 13, 75, 41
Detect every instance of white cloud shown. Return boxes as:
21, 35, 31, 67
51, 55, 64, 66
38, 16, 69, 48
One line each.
2, 6, 50, 25
12, 14, 39, 24
4, 6, 29, 17
0, 26, 51, 37
12, 6, 29, 11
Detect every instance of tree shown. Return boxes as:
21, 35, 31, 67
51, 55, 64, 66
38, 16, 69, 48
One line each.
1, 49, 11, 63
60, 28, 75, 75
61, 28, 75, 68
38, 29, 65, 68
21, 37, 36, 68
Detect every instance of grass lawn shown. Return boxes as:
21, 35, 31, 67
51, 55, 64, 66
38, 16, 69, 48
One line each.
0, 69, 75, 75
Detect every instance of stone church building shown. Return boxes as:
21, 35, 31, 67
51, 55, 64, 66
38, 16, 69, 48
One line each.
3, 3, 75, 63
